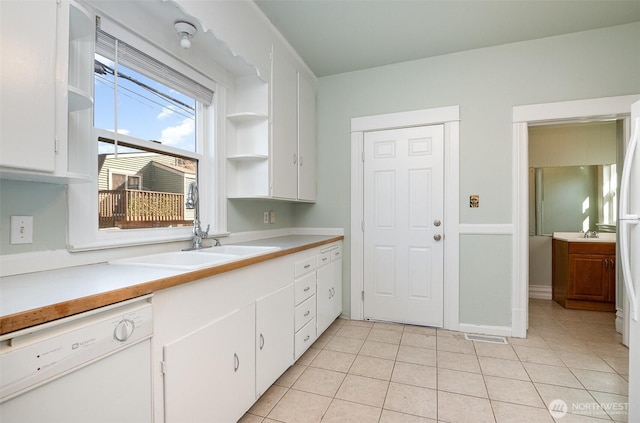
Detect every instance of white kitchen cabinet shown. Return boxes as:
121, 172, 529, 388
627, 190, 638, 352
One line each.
317, 244, 343, 334
0, 0, 93, 182
270, 45, 299, 200
297, 71, 317, 201
269, 45, 317, 202
256, 283, 294, 397
163, 303, 256, 423
0, 0, 57, 173
293, 254, 318, 359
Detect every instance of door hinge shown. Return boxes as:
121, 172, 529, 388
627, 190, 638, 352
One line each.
160, 360, 167, 375
54, 137, 59, 153
361, 150, 365, 162
361, 290, 365, 301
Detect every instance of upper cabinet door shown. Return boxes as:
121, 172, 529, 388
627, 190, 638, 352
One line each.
298, 72, 317, 202
270, 46, 298, 200
0, 0, 57, 172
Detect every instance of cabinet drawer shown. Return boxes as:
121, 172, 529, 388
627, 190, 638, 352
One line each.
331, 247, 343, 262
317, 251, 331, 268
295, 295, 316, 331
294, 318, 317, 360
295, 272, 316, 305
294, 256, 316, 278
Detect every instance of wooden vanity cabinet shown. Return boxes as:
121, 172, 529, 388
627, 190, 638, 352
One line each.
552, 239, 616, 312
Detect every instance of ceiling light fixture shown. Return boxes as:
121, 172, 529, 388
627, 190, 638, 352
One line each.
175, 21, 196, 49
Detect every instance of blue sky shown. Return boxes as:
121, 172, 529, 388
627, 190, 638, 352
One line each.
94, 54, 196, 154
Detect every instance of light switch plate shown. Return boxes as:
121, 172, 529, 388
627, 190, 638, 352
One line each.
10, 215, 33, 244
269, 210, 276, 224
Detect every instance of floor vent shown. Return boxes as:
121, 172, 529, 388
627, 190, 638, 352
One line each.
464, 334, 508, 344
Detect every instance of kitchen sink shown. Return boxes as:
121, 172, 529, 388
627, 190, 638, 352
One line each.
109, 251, 237, 270
108, 245, 281, 270
199, 245, 281, 257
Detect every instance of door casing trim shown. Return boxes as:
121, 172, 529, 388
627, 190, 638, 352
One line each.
511, 94, 640, 338
350, 106, 460, 330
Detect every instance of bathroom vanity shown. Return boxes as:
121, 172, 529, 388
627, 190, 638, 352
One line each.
552, 232, 616, 312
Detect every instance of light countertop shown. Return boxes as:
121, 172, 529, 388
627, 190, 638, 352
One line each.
0, 235, 343, 335
552, 232, 617, 243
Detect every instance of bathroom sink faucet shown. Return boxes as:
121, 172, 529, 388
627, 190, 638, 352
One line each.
584, 230, 599, 239
183, 181, 210, 250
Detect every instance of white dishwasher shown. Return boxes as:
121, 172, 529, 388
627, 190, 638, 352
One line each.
0, 296, 153, 423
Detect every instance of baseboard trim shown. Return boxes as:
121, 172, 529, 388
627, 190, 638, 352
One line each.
529, 285, 552, 300
458, 323, 513, 338
616, 308, 624, 334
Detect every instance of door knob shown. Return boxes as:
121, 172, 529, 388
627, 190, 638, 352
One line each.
434, 220, 442, 227
434, 234, 442, 241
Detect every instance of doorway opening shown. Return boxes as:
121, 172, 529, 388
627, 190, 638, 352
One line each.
511, 94, 640, 339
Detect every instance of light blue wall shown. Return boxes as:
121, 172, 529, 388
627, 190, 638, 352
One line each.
294, 23, 640, 323
0, 180, 67, 254
0, 180, 295, 254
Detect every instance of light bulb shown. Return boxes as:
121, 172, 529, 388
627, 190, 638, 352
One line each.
180, 35, 191, 49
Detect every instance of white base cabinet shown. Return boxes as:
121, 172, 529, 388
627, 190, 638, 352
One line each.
153, 241, 342, 423
256, 284, 294, 397
317, 245, 343, 335
163, 303, 256, 423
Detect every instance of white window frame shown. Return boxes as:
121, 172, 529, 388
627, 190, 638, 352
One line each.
68, 14, 227, 251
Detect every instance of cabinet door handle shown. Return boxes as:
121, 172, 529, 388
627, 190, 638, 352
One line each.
234, 353, 239, 372
293, 153, 297, 165
304, 310, 310, 317
299, 155, 303, 166
304, 335, 310, 342
304, 264, 311, 269
605, 260, 608, 269
304, 286, 310, 292
259, 333, 265, 350
329, 289, 333, 299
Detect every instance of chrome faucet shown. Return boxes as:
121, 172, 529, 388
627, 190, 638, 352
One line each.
584, 230, 599, 239
183, 181, 210, 250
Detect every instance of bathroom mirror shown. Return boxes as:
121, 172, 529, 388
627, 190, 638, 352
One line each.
531, 164, 617, 236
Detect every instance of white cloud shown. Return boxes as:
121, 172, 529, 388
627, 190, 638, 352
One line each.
157, 106, 175, 120
160, 118, 194, 146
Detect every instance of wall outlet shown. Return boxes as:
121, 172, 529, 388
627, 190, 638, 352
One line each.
263, 212, 269, 224
269, 210, 276, 224
10, 215, 33, 244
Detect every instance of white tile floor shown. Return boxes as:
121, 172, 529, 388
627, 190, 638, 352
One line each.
240, 299, 629, 423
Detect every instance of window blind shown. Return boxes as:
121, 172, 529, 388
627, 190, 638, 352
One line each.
96, 28, 213, 106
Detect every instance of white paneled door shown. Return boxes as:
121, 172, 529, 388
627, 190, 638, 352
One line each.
363, 125, 444, 327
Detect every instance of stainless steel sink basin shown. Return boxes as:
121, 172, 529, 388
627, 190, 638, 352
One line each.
109, 251, 237, 270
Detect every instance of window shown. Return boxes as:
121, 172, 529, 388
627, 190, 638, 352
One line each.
68, 14, 225, 250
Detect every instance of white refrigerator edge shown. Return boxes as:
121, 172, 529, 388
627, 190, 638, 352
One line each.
621, 100, 640, 420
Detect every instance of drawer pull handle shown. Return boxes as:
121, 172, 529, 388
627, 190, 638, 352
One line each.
304, 335, 310, 342
234, 353, 239, 372
304, 286, 310, 292
304, 264, 311, 269
259, 334, 265, 350
304, 310, 310, 317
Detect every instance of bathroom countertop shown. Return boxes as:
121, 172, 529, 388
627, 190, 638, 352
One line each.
552, 232, 616, 243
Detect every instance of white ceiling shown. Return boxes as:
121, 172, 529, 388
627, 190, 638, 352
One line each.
254, 0, 640, 77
